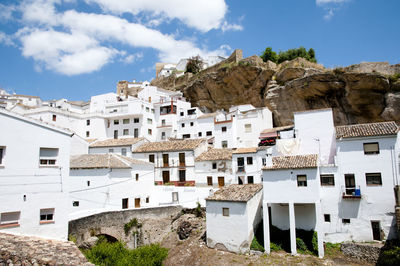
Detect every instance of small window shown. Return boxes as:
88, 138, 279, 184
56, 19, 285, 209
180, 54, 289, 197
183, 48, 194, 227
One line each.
182, 134, 190, 139
212, 162, 217, 169
363, 142, 379, 155
134, 118, 139, 123
180, 112, 184, 116
181, 123, 185, 128
190, 122, 194, 126
297, 175, 307, 187
136, 173, 139, 181
86, 119, 90, 126
207, 176, 213, 186
324, 214, 331, 222
222, 126, 227, 132
39, 148, 58, 166
122, 198, 129, 209
0, 147, 5, 165
72, 201, 79, 207
320, 174, 335, 186
262, 158, 266, 166
248, 176, 254, 184
148, 129, 152, 135
149, 154, 155, 163
86, 131, 90, 137
114, 130, 118, 139
121, 148, 127, 156
198, 132, 202, 137
0, 211, 20, 226
221, 141, 228, 148
245, 124, 252, 133
147, 118, 152, 124
222, 208, 229, 217
172, 192, 179, 203
366, 173, 382, 186
87, 181, 90, 186
114, 120, 119, 125
52, 114, 56, 121
123, 129, 129, 135
109, 149, 114, 153
161, 119, 166, 126
342, 218, 350, 224
40, 208, 54, 223
123, 118, 130, 124
206, 131, 212, 136
146, 107, 150, 112
151, 109, 154, 114
146, 197, 149, 203
247, 157, 253, 165
161, 132, 166, 140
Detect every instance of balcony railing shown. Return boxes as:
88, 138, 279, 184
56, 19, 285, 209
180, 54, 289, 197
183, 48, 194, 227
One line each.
154, 181, 195, 187
237, 166, 245, 173
342, 186, 361, 199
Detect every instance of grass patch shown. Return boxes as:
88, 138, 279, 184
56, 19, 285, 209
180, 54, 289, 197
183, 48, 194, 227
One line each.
324, 242, 341, 256
250, 236, 265, 252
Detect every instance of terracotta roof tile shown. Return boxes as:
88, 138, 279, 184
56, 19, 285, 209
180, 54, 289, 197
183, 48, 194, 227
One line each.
336, 121, 398, 139
197, 113, 217, 119
232, 147, 258, 154
206, 184, 262, 202
90, 137, 144, 148
261, 125, 294, 134
70, 154, 151, 169
263, 154, 318, 170
195, 149, 232, 161
133, 138, 206, 153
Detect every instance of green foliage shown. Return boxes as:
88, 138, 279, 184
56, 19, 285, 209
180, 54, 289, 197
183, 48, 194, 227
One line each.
379, 246, 400, 265
260, 46, 317, 64
388, 73, 400, 83
270, 242, 282, 251
185, 55, 204, 74
312, 231, 318, 254
324, 242, 341, 256
68, 234, 77, 243
83, 240, 168, 266
296, 238, 308, 252
333, 67, 345, 75
195, 202, 202, 217
251, 236, 265, 252
124, 218, 141, 235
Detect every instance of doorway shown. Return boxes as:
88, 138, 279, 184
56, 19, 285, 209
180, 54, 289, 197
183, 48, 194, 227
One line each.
162, 171, 170, 183
218, 176, 225, 187
344, 174, 355, 195
371, 221, 381, 240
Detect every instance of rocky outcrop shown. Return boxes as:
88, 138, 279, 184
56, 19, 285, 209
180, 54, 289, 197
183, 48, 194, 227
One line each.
150, 51, 400, 126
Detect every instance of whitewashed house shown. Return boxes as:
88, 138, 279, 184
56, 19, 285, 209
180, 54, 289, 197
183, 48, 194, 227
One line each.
69, 154, 155, 219
232, 147, 271, 184
0, 109, 72, 240
195, 148, 233, 187
89, 137, 147, 157
206, 184, 263, 254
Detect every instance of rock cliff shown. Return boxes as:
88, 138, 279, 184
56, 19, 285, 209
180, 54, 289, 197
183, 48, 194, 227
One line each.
150, 51, 400, 126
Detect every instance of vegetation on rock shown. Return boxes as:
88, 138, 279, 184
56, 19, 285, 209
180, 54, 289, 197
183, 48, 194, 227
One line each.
185, 55, 204, 74
261, 46, 317, 64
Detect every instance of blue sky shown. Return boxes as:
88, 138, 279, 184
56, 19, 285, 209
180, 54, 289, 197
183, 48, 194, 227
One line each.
0, 0, 399, 101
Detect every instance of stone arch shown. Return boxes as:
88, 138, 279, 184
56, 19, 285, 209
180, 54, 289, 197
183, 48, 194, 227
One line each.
96, 234, 118, 243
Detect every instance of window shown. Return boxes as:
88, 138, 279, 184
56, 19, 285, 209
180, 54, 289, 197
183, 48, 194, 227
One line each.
245, 124, 252, 133
147, 118, 152, 124
151, 109, 154, 114
182, 134, 190, 139
221, 141, 228, 148
39, 148, 58, 166
179, 170, 186, 182
207, 176, 212, 186
109, 149, 114, 153
248, 176, 254, 184
206, 131, 212, 136
161, 132, 166, 140
148, 129, 152, 135
180, 112, 184, 116
0, 211, 20, 226
107, 120, 110, 128
87, 181, 90, 186
123, 129, 129, 135
52, 114, 56, 121
114, 130, 118, 139
324, 214, 331, 222
237, 157, 245, 172
86, 119, 90, 126
163, 154, 169, 167
134, 128, 139, 138
363, 142, 379, 155
342, 218, 350, 224
136, 173, 139, 181
320, 174, 335, 186
198, 132, 202, 137
122, 198, 129, 209
366, 173, 382, 186
114, 119, 119, 125
148, 96, 151, 103
212, 162, 217, 169
0, 147, 5, 165
181, 123, 185, 128
222, 208, 229, 217
40, 208, 54, 223
222, 126, 227, 132
149, 154, 155, 163
161, 119, 166, 126
262, 158, 266, 166
179, 153, 185, 166
134, 118, 139, 123
247, 157, 253, 165
121, 148, 127, 156
123, 118, 130, 124
146, 197, 149, 203
172, 192, 179, 203
72, 201, 79, 207
86, 131, 90, 137
146, 107, 150, 112
297, 175, 307, 187
190, 122, 194, 126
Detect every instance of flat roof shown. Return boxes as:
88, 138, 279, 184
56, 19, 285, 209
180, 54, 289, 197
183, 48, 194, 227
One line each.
206, 184, 262, 202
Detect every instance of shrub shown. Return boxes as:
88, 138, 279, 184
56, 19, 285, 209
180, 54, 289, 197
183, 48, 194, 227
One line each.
270, 242, 282, 251
68, 234, 77, 243
260, 46, 317, 64
194, 202, 202, 217
296, 238, 308, 252
185, 55, 204, 74
251, 236, 265, 252
312, 231, 318, 254
124, 218, 141, 235
388, 73, 400, 83
379, 246, 400, 265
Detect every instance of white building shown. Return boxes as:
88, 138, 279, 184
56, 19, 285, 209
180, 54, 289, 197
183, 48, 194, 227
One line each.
206, 184, 263, 254
89, 137, 147, 157
69, 154, 155, 219
0, 109, 72, 240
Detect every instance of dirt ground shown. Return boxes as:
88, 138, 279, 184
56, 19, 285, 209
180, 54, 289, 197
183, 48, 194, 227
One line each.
161, 214, 373, 266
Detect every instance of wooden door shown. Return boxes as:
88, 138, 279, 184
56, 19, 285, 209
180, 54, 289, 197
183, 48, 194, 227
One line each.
135, 198, 140, 208
162, 171, 170, 183
218, 176, 225, 187
163, 154, 169, 167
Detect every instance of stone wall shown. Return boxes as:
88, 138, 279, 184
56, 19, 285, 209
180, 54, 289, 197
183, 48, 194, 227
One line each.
341, 242, 383, 263
0, 232, 92, 265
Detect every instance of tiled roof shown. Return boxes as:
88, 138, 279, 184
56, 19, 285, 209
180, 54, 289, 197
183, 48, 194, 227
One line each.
90, 137, 144, 148
232, 147, 258, 154
85, 138, 97, 144
206, 184, 262, 202
70, 154, 151, 169
335, 121, 398, 139
195, 149, 232, 161
133, 138, 206, 153
197, 113, 217, 119
263, 154, 318, 170
261, 125, 294, 134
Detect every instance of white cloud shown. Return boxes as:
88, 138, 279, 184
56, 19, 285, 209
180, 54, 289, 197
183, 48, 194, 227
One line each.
221, 21, 243, 32
324, 8, 334, 21
316, 0, 349, 5
85, 0, 228, 32
0, 32, 15, 46
0, 3, 17, 22
122, 52, 143, 64
316, 0, 350, 20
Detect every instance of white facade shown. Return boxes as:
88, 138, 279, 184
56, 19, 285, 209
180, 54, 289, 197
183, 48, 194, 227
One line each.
232, 148, 271, 185
0, 110, 72, 240
195, 159, 233, 187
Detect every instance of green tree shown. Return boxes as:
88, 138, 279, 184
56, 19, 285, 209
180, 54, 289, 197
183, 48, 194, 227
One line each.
260, 46, 317, 64
185, 55, 204, 74
260, 47, 278, 63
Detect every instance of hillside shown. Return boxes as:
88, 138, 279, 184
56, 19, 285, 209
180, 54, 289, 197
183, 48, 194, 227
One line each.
150, 50, 400, 126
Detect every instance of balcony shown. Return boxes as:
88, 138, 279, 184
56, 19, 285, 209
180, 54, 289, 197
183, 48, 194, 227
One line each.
154, 181, 195, 187
342, 186, 361, 199
237, 166, 245, 173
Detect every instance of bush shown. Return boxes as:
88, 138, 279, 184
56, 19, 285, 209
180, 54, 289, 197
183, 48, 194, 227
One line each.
324, 242, 341, 256
296, 238, 308, 252
251, 236, 265, 252
124, 218, 141, 235
312, 231, 318, 254
379, 246, 400, 265
260, 46, 317, 64
185, 55, 204, 74
270, 242, 282, 251
83, 241, 168, 266
194, 202, 202, 218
